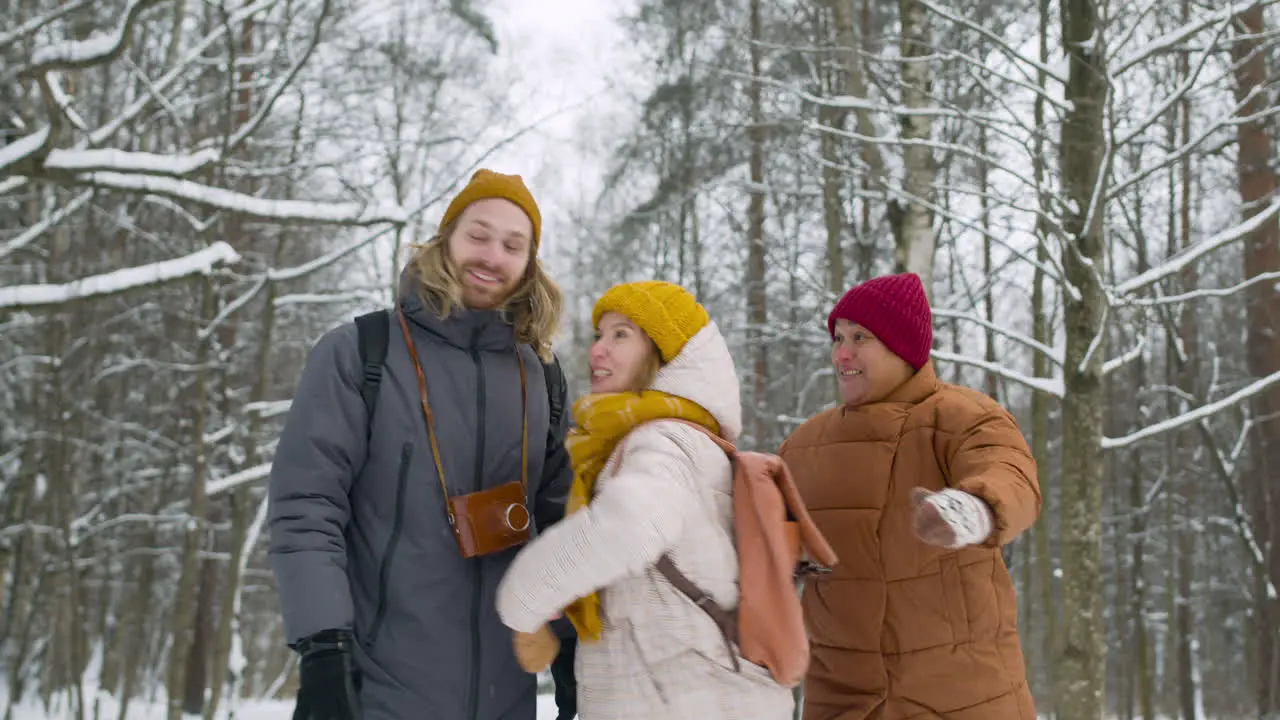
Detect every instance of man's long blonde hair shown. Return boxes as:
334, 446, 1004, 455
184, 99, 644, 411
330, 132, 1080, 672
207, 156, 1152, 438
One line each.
407, 221, 563, 362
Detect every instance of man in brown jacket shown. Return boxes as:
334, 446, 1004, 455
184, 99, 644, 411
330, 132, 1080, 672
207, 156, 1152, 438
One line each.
780, 272, 1040, 720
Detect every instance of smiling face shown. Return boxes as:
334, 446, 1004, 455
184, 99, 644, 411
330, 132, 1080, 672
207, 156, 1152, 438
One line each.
831, 318, 915, 407
445, 197, 534, 310
588, 311, 661, 393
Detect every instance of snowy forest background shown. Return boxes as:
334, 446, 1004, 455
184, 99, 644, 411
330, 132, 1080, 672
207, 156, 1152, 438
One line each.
2, 0, 1279, 718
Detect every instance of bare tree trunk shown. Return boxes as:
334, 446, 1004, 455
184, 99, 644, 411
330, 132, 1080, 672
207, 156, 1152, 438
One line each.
115, 524, 158, 720
828, 0, 890, 234
1029, 0, 1055, 705
746, 0, 769, 446
1229, 6, 1280, 714
1127, 146, 1155, 720
1174, 5, 1201, 714
819, 102, 846, 299
166, 278, 214, 720
1055, 0, 1108, 716
894, 0, 935, 293
182, 560, 217, 715
979, 127, 998, 400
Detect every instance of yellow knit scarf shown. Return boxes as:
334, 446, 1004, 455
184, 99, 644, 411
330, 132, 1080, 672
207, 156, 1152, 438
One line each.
561, 390, 721, 642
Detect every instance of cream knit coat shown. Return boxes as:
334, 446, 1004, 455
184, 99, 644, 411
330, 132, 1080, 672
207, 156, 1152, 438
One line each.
496, 321, 795, 720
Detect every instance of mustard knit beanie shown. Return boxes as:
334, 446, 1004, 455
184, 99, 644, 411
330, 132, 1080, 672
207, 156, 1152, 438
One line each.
439, 169, 542, 247
592, 281, 709, 363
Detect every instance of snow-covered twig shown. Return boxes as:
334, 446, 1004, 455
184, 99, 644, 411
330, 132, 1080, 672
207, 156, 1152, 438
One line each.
1102, 367, 1280, 448
222, 0, 331, 155
268, 226, 396, 281
717, 68, 1049, 123
139, 195, 218, 231
74, 171, 408, 225
1102, 334, 1145, 375
919, 0, 1067, 84
1118, 270, 1280, 306
1116, 195, 1280, 295
45, 71, 90, 132
43, 148, 220, 176
932, 307, 1064, 367
206, 462, 271, 496
1113, 16, 1229, 149
21, 0, 168, 75
223, 494, 271, 716
0, 177, 27, 196
931, 349, 1065, 397
0, 0, 94, 51
274, 290, 387, 306
244, 400, 292, 419
1110, 0, 1279, 75
0, 126, 52, 177
198, 276, 268, 341
0, 189, 92, 261
1108, 89, 1255, 200
1196, 420, 1278, 601
88, 0, 280, 146
0, 242, 240, 310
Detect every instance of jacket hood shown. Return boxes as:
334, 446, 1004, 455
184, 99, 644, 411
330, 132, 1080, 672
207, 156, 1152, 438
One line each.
649, 320, 743, 442
395, 262, 515, 351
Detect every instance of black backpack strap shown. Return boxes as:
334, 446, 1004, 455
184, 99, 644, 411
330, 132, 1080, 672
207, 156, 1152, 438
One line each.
543, 352, 566, 432
354, 310, 390, 424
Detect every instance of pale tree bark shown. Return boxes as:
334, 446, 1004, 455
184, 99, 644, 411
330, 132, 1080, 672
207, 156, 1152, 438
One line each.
1123, 140, 1155, 720
1173, 2, 1200, 712
979, 127, 998, 401
1029, 0, 1056, 706
894, 0, 935, 295
1054, 0, 1108, 716
1229, 6, 1280, 713
746, 0, 769, 446
818, 2, 847, 301
818, 0, 850, 406
827, 0, 891, 261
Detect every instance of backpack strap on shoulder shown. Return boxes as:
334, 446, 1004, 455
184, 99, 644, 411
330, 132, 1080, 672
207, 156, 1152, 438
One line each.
543, 352, 566, 432
660, 418, 737, 455
655, 554, 741, 672
354, 310, 390, 423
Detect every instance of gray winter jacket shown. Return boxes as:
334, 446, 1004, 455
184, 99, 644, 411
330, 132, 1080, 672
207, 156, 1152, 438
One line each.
267, 272, 575, 720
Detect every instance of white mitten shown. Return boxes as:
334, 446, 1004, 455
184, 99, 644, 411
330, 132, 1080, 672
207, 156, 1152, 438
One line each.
923, 489, 994, 548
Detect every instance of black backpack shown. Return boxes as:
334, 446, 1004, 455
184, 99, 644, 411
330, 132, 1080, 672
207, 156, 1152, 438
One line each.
352, 309, 566, 436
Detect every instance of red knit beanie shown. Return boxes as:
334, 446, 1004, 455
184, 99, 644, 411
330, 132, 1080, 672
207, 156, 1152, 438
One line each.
826, 273, 933, 370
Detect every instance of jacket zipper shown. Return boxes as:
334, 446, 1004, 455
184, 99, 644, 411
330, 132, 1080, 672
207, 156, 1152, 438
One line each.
467, 327, 485, 720
366, 442, 412, 648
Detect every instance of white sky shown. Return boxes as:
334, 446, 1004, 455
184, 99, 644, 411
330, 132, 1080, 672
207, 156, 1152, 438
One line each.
483, 0, 637, 262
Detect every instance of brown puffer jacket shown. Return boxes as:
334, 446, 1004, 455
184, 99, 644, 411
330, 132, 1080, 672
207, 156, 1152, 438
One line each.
779, 362, 1040, 720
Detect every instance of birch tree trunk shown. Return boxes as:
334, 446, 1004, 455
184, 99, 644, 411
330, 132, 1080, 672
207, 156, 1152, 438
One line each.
894, 0, 935, 294
1029, 0, 1056, 705
746, 0, 769, 446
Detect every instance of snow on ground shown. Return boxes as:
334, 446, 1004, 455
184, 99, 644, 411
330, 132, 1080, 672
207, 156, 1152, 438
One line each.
3, 692, 566, 719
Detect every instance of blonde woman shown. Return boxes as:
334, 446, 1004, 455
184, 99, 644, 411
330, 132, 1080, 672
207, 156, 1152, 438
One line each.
268, 169, 577, 720
496, 281, 795, 719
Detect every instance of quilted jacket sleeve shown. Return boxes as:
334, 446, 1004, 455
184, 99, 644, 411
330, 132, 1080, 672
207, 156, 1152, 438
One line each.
267, 323, 367, 645
495, 422, 703, 633
942, 396, 1041, 547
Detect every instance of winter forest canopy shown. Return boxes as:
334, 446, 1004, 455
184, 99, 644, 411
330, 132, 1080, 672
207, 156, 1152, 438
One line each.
1, 0, 1279, 718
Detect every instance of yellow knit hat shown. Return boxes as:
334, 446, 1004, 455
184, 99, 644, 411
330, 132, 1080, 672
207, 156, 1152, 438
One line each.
439, 169, 542, 247
592, 281, 709, 363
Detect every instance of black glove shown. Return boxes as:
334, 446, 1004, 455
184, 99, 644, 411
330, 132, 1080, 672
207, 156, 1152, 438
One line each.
550, 635, 577, 720
292, 629, 362, 720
